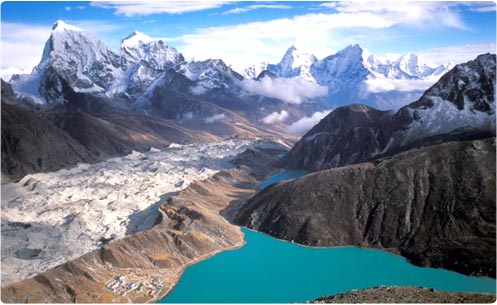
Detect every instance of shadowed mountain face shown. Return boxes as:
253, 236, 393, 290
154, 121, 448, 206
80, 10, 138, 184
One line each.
1, 78, 221, 180
1, 103, 95, 181
236, 138, 496, 277
281, 54, 496, 171
2, 56, 292, 181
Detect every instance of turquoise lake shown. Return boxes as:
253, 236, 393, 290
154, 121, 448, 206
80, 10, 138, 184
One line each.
256, 169, 309, 190
160, 170, 496, 303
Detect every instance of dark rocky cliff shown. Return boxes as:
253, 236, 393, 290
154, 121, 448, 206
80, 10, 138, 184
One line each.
1, 103, 95, 181
236, 138, 496, 277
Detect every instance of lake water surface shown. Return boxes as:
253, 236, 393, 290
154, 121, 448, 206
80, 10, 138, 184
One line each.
257, 169, 309, 190
160, 170, 496, 303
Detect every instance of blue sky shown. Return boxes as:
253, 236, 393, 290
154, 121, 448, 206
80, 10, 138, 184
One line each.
1, 1, 496, 73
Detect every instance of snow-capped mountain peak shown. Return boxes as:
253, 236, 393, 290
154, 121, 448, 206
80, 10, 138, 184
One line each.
121, 30, 154, 49
52, 19, 82, 32
282, 45, 317, 71
11, 20, 121, 104
310, 44, 370, 90
180, 58, 242, 89
336, 43, 368, 62
119, 31, 184, 71
242, 61, 269, 79
46, 21, 115, 62
266, 45, 317, 82
395, 52, 425, 75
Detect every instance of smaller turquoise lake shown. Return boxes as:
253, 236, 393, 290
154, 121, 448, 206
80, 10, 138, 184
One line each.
160, 170, 496, 303
257, 169, 309, 189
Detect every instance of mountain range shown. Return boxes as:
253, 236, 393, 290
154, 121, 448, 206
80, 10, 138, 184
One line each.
2, 21, 494, 180
1, 21, 301, 179
281, 53, 496, 171
244, 44, 450, 81
1, 18, 496, 303
9, 21, 452, 115
244, 44, 453, 109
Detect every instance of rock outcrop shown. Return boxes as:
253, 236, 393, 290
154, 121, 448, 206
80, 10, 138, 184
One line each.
1, 103, 95, 181
310, 286, 496, 303
236, 138, 496, 277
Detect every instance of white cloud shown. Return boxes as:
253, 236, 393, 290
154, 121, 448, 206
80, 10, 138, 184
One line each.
364, 78, 438, 93
241, 77, 328, 104
91, 1, 230, 16
465, 2, 496, 13
261, 110, 289, 124
205, 113, 227, 123
222, 4, 291, 15
171, 12, 395, 69
190, 85, 208, 95
64, 6, 71, 11
1, 23, 51, 70
326, 1, 468, 30
285, 110, 333, 135
170, 2, 471, 71
0, 67, 30, 82
418, 42, 497, 66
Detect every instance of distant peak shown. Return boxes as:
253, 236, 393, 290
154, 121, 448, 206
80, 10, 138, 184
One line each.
287, 45, 297, 52
281, 46, 298, 59
395, 52, 421, 66
346, 43, 364, 50
336, 44, 369, 58
121, 30, 154, 47
282, 45, 315, 59
403, 52, 417, 58
126, 30, 146, 39
52, 20, 81, 31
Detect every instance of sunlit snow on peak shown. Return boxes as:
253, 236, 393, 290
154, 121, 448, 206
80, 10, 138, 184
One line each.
52, 20, 82, 32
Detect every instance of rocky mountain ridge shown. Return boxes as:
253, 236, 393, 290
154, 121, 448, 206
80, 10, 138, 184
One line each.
7, 20, 323, 142
9, 20, 456, 115
244, 44, 453, 108
236, 137, 496, 278
282, 53, 496, 171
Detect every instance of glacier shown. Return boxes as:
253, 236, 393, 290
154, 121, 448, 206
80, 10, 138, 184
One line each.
1, 138, 268, 287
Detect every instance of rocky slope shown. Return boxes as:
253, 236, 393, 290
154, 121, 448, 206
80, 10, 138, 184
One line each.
265, 46, 317, 82
1, 103, 95, 181
1, 140, 286, 302
282, 53, 496, 171
3, 67, 289, 181
310, 286, 496, 303
236, 138, 496, 277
